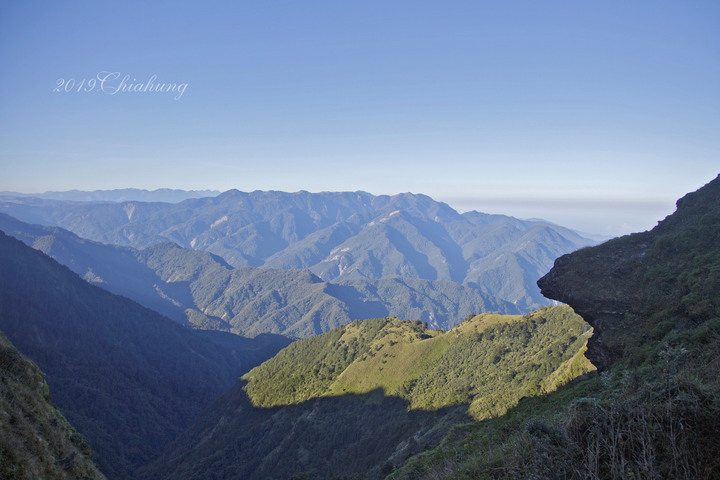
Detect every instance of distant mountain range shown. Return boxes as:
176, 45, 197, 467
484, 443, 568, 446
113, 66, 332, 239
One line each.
0, 188, 220, 203
0, 213, 519, 337
0, 190, 595, 311
0, 219, 594, 480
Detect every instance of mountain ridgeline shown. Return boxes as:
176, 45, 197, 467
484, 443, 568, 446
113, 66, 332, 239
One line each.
0, 214, 519, 337
0, 190, 594, 311
0, 188, 221, 203
0, 188, 597, 480
145, 306, 594, 480
242, 307, 593, 419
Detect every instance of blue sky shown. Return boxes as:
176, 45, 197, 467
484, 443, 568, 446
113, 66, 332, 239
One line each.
0, 1, 718, 235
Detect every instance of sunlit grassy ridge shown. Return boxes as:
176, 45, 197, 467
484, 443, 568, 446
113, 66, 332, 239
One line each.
243, 305, 595, 420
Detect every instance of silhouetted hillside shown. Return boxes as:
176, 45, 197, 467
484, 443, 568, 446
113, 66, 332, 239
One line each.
0, 231, 288, 479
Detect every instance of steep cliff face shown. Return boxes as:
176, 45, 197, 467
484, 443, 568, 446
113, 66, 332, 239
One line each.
538, 174, 720, 370
537, 232, 651, 370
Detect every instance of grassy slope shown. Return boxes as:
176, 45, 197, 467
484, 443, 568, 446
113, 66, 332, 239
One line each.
148, 306, 594, 480
394, 326, 720, 480
243, 305, 594, 421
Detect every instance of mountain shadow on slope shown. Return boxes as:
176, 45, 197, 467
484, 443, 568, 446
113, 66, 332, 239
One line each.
143, 383, 472, 480
0, 231, 289, 479
147, 308, 594, 479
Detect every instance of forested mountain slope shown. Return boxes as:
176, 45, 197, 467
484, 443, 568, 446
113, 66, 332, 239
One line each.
0, 232, 288, 479
0, 190, 594, 310
0, 330, 106, 480
0, 213, 518, 336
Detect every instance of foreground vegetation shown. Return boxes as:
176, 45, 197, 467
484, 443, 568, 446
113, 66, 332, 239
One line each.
393, 328, 720, 479
393, 175, 720, 479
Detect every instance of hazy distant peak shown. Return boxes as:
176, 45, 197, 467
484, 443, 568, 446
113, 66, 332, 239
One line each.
216, 189, 244, 198
0, 188, 221, 203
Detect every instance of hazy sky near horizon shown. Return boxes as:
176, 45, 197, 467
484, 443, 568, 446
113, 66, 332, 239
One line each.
1, 1, 718, 236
